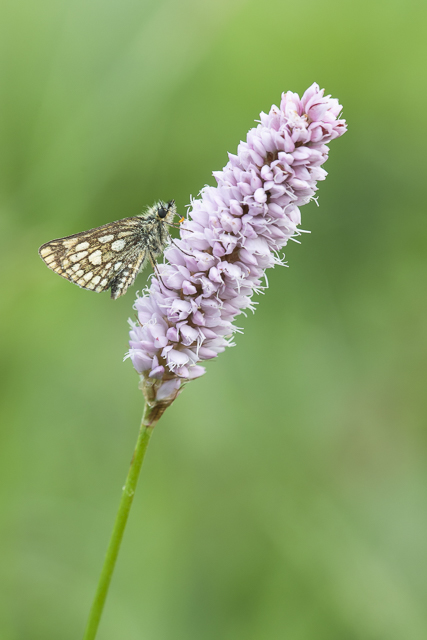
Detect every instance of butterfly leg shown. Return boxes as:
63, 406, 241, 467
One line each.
167, 234, 195, 258
148, 252, 173, 292
168, 222, 185, 230
133, 313, 143, 327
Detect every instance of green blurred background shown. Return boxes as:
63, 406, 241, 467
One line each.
1, 0, 427, 638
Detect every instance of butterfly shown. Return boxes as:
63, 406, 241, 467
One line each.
38, 200, 179, 299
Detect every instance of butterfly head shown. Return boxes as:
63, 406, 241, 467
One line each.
156, 200, 177, 225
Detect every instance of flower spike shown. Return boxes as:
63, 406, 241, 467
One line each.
128, 83, 347, 406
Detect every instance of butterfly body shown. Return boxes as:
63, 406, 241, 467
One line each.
39, 200, 176, 299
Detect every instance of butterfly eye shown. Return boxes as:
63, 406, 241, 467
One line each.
158, 207, 167, 219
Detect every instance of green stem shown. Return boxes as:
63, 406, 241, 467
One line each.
83, 402, 158, 640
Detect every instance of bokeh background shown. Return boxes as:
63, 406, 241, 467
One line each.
1, 0, 427, 638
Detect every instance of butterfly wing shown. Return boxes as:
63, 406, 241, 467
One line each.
38, 217, 149, 299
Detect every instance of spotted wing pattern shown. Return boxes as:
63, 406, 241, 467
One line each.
38, 217, 150, 299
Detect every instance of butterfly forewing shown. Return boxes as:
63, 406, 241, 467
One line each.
39, 217, 148, 298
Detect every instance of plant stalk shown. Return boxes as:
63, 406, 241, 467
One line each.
82, 402, 158, 640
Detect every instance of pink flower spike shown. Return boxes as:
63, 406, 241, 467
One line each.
128, 84, 347, 406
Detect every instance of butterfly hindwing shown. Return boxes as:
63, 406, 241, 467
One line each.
109, 247, 148, 299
